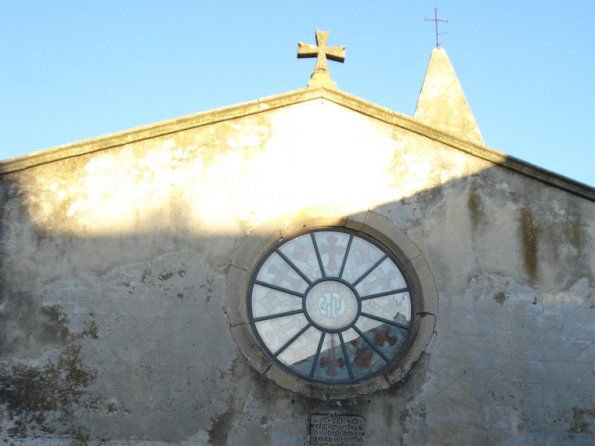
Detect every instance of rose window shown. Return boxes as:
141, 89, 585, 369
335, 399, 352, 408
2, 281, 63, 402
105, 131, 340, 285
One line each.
248, 229, 414, 384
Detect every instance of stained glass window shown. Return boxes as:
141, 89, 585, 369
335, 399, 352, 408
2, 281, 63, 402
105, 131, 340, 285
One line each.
248, 229, 414, 384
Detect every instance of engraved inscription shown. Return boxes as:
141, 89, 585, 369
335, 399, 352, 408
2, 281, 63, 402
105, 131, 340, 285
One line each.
310, 414, 365, 446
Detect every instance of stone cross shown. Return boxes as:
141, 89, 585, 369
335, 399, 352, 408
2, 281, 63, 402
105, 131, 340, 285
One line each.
297, 30, 345, 88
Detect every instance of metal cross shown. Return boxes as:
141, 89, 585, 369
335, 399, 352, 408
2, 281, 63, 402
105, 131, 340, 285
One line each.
425, 8, 448, 48
297, 30, 345, 88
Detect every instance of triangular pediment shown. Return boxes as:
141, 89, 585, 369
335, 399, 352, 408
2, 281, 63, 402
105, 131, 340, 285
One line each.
0, 86, 592, 201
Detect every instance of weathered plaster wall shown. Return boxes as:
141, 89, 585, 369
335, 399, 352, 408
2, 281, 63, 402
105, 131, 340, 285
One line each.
0, 99, 593, 444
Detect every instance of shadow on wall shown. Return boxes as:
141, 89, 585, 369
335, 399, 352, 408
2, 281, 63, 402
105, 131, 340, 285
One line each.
0, 161, 593, 444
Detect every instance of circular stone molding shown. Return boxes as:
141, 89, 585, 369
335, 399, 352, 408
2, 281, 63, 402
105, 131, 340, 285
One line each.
226, 214, 437, 398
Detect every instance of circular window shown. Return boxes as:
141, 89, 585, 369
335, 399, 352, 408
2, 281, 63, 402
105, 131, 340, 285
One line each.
248, 228, 414, 384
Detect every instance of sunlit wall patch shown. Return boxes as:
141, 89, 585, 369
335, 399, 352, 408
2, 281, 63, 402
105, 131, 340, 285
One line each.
248, 228, 415, 384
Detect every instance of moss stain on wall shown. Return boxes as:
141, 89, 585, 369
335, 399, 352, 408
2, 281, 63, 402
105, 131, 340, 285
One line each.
0, 345, 94, 439
519, 206, 539, 283
568, 407, 595, 438
565, 220, 583, 252
467, 181, 486, 236
0, 305, 119, 442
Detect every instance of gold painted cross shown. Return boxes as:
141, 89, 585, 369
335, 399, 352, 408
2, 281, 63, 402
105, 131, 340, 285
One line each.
297, 30, 345, 88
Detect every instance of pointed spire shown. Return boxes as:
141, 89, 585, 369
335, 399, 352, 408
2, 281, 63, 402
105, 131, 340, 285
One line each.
414, 48, 484, 145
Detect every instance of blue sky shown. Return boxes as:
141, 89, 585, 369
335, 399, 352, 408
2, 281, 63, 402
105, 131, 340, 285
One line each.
1, 1, 593, 186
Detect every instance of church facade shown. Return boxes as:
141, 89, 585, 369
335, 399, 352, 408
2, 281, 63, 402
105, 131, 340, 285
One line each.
0, 38, 594, 444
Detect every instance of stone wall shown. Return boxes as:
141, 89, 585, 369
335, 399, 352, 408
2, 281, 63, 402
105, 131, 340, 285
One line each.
0, 98, 593, 444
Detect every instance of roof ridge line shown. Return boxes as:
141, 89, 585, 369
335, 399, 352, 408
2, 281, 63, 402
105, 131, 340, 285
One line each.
1, 87, 592, 201
310, 90, 595, 202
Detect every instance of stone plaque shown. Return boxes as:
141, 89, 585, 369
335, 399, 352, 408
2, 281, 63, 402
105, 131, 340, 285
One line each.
310, 414, 365, 446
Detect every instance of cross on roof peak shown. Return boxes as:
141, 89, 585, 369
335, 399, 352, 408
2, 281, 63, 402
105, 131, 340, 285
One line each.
425, 8, 448, 48
297, 30, 345, 89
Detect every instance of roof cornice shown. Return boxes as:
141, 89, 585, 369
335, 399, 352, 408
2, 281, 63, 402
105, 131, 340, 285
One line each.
1, 87, 593, 201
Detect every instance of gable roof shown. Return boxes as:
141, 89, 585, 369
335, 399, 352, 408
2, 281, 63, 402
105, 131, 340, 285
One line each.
0, 86, 593, 201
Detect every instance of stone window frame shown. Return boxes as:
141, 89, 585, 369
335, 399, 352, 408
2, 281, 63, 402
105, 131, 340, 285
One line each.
225, 212, 437, 399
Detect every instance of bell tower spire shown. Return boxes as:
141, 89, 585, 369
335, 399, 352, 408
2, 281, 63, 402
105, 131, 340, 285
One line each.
414, 48, 484, 145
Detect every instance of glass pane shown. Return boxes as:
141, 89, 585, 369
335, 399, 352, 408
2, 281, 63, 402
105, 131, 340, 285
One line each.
256, 252, 308, 293
278, 326, 323, 376
361, 292, 411, 324
342, 327, 359, 345
341, 237, 384, 284
314, 232, 350, 278
313, 333, 350, 381
279, 234, 322, 282
252, 284, 304, 318
344, 330, 386, 379
355, 316, 408, 360
355, 258, 407, 296
255, 313, 309, 353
